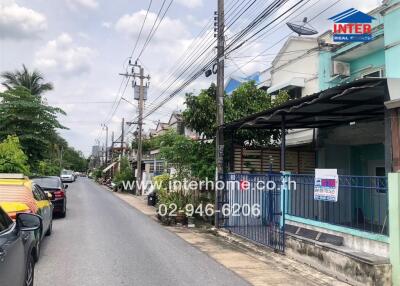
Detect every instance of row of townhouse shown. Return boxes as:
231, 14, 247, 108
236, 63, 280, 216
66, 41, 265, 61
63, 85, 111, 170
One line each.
132, 111, 198, 180
221, 1, 400, 285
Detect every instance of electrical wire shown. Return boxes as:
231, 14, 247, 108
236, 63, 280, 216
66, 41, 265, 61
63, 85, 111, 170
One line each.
143, 0, 289, 116
142, 0, 340, 124
109, 0, 340, 146
130, 0, 153, 59
136, 0, 174, 60
227, 0, 341, 77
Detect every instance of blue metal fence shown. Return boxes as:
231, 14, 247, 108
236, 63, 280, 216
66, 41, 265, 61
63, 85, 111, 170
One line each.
287, 174, 389, 235
219, 173, 285, 252
219, 172, 388, 252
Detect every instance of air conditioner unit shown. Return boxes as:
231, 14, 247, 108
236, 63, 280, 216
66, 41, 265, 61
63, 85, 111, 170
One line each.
332, 61, 350, 77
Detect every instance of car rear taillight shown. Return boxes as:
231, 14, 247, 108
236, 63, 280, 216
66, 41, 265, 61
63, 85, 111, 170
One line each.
54, 189, 65, 198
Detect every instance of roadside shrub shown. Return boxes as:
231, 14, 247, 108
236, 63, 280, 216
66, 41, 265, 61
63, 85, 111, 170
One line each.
92, 168, 103, 180
153, 173, 170, 191
113, 156, 134, 191
37, 160, 61, 176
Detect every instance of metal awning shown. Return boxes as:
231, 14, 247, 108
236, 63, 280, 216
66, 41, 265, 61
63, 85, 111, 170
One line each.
225, 78, 388, 130
102, 162, 117, 173
267, 77, 305, 94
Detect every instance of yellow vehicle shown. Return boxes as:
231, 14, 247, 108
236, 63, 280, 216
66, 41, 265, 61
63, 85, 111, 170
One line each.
0, 173, 53, 261
0, 201, 32, 219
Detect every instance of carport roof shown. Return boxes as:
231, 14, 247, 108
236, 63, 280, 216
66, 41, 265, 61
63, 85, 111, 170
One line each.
224, 78, 388, 130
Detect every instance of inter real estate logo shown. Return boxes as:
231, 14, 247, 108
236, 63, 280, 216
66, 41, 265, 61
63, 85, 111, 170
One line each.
329, 8, 375, 42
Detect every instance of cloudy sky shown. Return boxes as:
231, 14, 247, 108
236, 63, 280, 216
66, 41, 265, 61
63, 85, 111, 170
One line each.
0, 0, 381, 156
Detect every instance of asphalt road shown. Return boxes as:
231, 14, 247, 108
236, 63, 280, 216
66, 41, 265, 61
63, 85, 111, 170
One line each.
35, 178, 249, 286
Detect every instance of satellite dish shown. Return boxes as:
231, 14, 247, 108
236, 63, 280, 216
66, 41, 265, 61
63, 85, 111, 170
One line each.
286, 17, 318, 36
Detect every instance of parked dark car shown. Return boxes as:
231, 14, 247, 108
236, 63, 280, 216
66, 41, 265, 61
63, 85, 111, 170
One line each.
32, 176, 67, 218
0, 206, 42, 286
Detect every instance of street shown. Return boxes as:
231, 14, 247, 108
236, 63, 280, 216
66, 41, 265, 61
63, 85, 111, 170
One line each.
1, 1, 397, 285
35, 178, 249, 286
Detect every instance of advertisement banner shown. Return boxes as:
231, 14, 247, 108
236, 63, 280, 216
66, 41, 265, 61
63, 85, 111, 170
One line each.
314, 169, 339, 202
328, 8, 375, 42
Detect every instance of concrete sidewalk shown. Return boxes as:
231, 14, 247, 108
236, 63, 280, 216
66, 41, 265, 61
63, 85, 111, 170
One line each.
113, 191, 348, 286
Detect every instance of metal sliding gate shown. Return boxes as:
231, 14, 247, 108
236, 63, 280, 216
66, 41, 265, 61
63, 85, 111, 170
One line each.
218, 173, 285, 252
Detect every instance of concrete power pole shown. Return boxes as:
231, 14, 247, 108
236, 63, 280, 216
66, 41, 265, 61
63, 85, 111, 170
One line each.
121, 61, 150, 195
95, 139, 100, 168
137, 66, 145, 195
215, 0, 225, 228
102, 124, 109, 166
121, 118, 125, 157
111, 131, 114, 177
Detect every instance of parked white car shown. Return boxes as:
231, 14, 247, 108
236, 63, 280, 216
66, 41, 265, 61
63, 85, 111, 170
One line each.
61, 170, 75, 182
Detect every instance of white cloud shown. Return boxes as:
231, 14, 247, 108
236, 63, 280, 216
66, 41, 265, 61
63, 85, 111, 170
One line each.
66, 0, 99, 10
175, 0, 203, 9
101, 21, 112, 29
34, 33, 97, 76
186, 15, 208, 27
115, 10, 189, 43
0, 1, 47, 40
356, 0, 381, 13
78, 32, 90, 40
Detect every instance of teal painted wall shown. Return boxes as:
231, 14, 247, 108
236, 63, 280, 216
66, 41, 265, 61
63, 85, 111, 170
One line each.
384, 3, 400, 77
319, 145, 351, 174
349, 144, 385, 222
318, 50, 332, 91
349, 49, 385, 79
350, 144, 385, 175
318, 6, 388, 90
318, 37, 385, 91
318, 3, 400, 86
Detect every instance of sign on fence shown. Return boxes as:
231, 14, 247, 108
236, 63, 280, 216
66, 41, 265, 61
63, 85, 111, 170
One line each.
314, 169, 339, 202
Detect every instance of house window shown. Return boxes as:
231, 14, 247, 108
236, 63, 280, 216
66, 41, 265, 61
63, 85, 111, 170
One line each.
177, 121, 185, 135
149, 163, 165, 174
362, 69, 384, 78
288, 87, 302, 99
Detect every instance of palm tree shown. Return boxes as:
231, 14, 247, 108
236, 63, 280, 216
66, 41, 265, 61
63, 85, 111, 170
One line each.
1, 65, 53, 96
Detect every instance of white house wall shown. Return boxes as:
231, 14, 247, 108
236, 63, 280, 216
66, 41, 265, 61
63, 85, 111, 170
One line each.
271, 47, 320, 96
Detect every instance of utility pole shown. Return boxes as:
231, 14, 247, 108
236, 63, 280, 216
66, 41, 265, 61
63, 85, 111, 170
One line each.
121, 61, 150, 196
102, 124, 109, 166
215, 0, 225, 228
111, 131, 114, 177
95, 139, 100, 168
137, 66, 145, 195
121, 118, 125, 156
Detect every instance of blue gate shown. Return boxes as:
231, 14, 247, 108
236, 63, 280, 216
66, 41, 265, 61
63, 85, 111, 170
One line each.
218, 173, 285, 252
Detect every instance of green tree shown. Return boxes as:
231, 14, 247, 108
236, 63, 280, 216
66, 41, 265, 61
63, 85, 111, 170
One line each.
156, 130, 215, 180
0, 87, 66, 164
1, 65, 53, 97
190, 141, 215, 180
183, 81, 289, 147
62, 146, 87, 172
43, 134, 86, 172
113, 156, 134, 190
0, 66, 87, 174
37, 160, 61, 176
0, 135, 30, 174
183, 84, 217, 139
158, 131, 194, 178
131, 136, 158, 153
